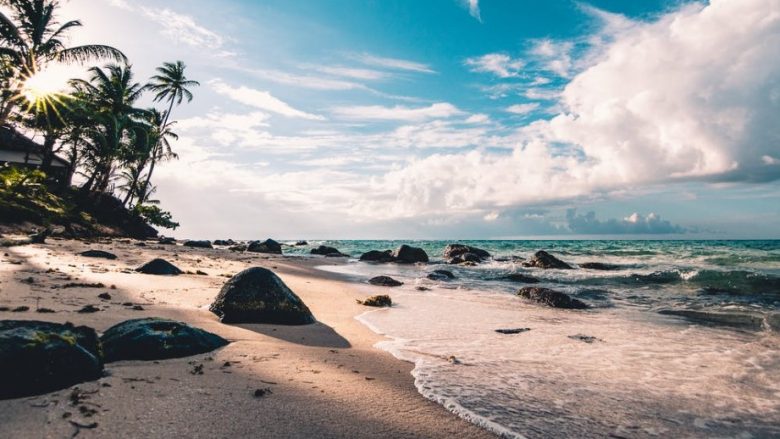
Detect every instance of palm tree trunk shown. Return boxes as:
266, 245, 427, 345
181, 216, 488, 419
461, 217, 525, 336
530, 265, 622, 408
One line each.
138, 98, 175, 204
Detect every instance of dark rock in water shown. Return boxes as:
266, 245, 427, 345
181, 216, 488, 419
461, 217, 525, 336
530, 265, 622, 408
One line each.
294, 241, 308, 246
658, 309, 766, 330
427, 270, 455, 281
503, 273, 540, 284
213, 239, 235, 246
210, 267, 314, 325
311, 245, 346, 257
496, 328, 531, 334
101, 318, 229, 362
579, 262, 619, 271
416, 286, 431, 291
359, 295, 392, 307
443, 244, 491, 264
136, 259, 183, 276
522, 251, 573, 269
158, 237, 176, 245
98, 293, 112, 301
517, 287, 589, 309
494, 256, 525, 263
247, 239, 282, 254
79, 250, 117, 260
392, 245, 429, 264
369, 276, 404, 287
229, 244, 248, 252
360, 250, 395, 263
568, 334, 602, 343
183, 240, 213, 249
0, 320, 102, 399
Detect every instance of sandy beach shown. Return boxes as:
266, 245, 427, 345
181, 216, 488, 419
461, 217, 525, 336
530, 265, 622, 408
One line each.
0, 238, 494, 439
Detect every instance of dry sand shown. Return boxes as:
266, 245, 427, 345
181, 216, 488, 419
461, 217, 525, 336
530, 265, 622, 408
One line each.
0, 238, 494, 439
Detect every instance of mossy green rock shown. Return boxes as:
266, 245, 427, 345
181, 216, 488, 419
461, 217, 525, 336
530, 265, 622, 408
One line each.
0, 320, 103, 400
101, 318, 228, 362
210, 267, 315, 325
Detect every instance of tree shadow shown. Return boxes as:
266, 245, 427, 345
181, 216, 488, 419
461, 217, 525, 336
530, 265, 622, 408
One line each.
232, 321, 351, 348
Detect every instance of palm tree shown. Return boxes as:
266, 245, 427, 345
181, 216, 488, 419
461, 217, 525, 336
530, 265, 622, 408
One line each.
140, 62, 197, 197
0, 0, 126, 125
125, 108, 177, 206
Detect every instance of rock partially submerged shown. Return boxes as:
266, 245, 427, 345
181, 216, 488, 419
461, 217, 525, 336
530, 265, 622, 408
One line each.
359, 295, 392, 307
443, 244, 491, 264
503, 273, 540, 284
247, 239, 282, 254
522, 251, 573, 269
136, 259, 183, 276
517, 287, 589, 309
101, 318, 228, 362
359, 250, 395, 263
210, 267, 315, 325
391, 245, 429, 264
368, 276, 404, 287
427, 270, 455, 281
495, 328, 531, 335
579, 262, 620, 271
79, 250, 117, 260
0, 320, 102, 399
311, 245, 347, 257
658, 309, 766, 331
183, 240, 213, 249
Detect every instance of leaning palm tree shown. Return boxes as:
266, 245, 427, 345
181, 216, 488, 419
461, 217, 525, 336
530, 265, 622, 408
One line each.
140, 61, 197, 197
0, 0, 126, 124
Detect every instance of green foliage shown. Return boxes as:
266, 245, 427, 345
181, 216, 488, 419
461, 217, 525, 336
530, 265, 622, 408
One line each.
133, 204, 179, 230
0, 165, 46, 196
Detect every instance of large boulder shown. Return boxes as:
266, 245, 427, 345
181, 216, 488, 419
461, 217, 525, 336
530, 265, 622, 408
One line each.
517, 287, 589, 309
392, 245, 429, 264
247, 239, 282, 254
311, 245, 347, 257
0, 321, 103, 399
360, 250, 395, 263
369, 276, 404, 287
183, 240, 213, 249
79, 250, 117, 260
213, 239, 236, 246
443, 244, 491, 264
522, 251, 573, 269
210, 267, 315, 325
136, 259, 183, 275
101, 318, 228, 362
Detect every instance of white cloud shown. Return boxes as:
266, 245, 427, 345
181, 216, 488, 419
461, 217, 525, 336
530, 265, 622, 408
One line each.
465, 114, 490, 124
353, 53, 436, 74
465, 53, 524, 78
209, 79, 326, 121
140, 7, 225, 50
464, 0, 482, 22
312, 66, 388, 80
506, 103, 540, 115
243, 68, 367, 91
331, 103, 463, 121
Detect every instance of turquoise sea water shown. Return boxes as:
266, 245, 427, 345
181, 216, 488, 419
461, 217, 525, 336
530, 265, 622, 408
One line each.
279, 239, 780, 438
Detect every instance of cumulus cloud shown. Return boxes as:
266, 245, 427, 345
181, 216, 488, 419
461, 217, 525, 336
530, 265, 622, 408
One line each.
506, 103, 540, 115
209, 79, 325, 121
566, 210, 686, 234
465, 53, 524, 78
331, 103, 463, 121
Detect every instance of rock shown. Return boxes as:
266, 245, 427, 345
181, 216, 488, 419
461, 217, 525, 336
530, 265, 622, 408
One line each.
359, 250, 395, 263
210, 267, 315, 325
368, 276, 404, 287
517, 287, 589, 309
29, 229, 50, 244
311, 245, 347, 257
427, 270, 455, 281
568, 334, 602, 343
77, 305, 101, 314
79, 250, 117, 260
0, 321, 102, 399
294, 241, 308, 246
658, 309, 766, 330
213, 239, 235, 246
503, 273, 540, 284
98, 293, 112, 301
579, 262, 619, 271
443, 244, 491, 264
158, 237, 176, 245
359, 295, 392, 307
391, 245, 429, 264
100, 318, 229, 362
183, 240, 213, 249
495, 328, 531, 334
522, 251, 573, 269
229, 244, 248, 252
247, 239, 282, 254
136, 259, 183, 276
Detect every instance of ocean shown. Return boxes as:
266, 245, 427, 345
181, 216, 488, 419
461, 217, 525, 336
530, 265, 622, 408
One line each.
290, 240, 780, 438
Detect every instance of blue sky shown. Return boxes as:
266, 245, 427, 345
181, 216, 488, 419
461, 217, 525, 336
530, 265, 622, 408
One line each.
50, 0, 780, 239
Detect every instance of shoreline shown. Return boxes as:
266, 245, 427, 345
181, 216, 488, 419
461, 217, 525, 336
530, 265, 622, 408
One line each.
0, 238, 494, 438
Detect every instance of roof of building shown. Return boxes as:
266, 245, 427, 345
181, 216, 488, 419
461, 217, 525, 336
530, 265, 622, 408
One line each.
0, 125, 70, 168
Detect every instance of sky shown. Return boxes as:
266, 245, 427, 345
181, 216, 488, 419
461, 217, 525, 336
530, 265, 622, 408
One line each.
39, 0, 780, 239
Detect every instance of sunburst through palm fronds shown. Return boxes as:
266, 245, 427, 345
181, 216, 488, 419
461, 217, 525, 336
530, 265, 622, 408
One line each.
16, 65, 74, 126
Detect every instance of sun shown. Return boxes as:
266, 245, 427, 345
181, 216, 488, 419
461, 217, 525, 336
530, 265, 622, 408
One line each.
21, 69, 69, 104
